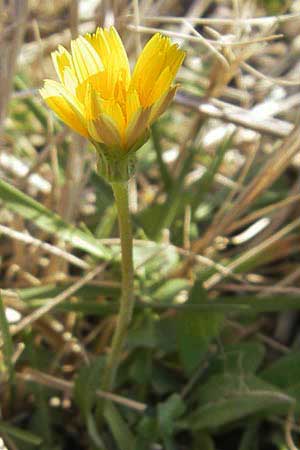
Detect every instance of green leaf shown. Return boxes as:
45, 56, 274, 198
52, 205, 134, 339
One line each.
238, 422, 259, 450
73, 358, 105, 448
0, 178, 110, 259
26, 335, 53, 449
128, 312, 157, 349
86, 413, 105, 449
193, 432, 215, 450
260, 0, 290, 14
129, 348, 152, 384
14, 75, 51, 129
151, 279, 189, 303
104, 402, 135, 450
134, 415, 158, 450
176, 279, 223, 373
182, 373, 294, 430
74, 358, 104, 418
152, 123, 172, 190
216, 295, 300, 312
138, 146, 195, 239
158, 394, 186, 436
18, 283, 120, 303
207, 342, 265, 376
261, 352, 300, 388
0, 422, 42, 446
191, 136, 232, 214
151, 363, 181, 394
0, 293, 14, 382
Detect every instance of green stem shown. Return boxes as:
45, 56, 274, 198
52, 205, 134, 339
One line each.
101, 181, 134, 392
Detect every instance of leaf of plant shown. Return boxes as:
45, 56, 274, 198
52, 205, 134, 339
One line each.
18, 283, 120, 303
137, 146, 195, 239
261, 352, 300, 388
0, 293, 14, 382
176, 278, 223, 373
134, 415, 158, 450
191, 135, 232, 214
158, 394, 186, 436
73, 357, 104, 419
151, 279, 189, 303
104, 402, 135, 450
0, 178, 110, 259
207, 342, 265, 377
216, 295, 300, 312
0, 422, 42, 446
14, 75, 51, 129
238, 422, 259, 450
193, 432, 216, 450
128, 312, 157, 349
182, 373, 294, 430
152, 122, 172, 190
73, 358, 106, 448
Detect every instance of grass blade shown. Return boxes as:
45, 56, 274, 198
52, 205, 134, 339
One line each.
0, 292, 14, 382
0, 178, 110, 259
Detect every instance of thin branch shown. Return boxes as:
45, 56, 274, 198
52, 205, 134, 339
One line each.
10, 265, 105, 336
17, 368, 147, 412
0, 224, 90, 270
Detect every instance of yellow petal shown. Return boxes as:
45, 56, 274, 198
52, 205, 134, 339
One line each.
42, 26, 184, 149
51, 45, 74, 84
100, 98, 126, 137
85, 27, 130, 87
84, 83, 125, 137
146, 67, 173, 105
88, 114, 122, 148
149, 85, 177, 124
125, 108, 151, 150
40, 80, 87, 136
63, 67, 78, 95
71, 36, 104, 84
41, 94, 88, 137
125, 88, 140, 124
85, 27, 130, 101
131, 33, 185, 107
41, 80, 84, 114
84, 82, 101, 121
165, 43, 186, 79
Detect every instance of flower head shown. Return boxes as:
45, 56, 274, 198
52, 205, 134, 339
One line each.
40, 27, 185, 154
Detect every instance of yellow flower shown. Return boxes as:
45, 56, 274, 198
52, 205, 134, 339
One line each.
40, 27, 185, 153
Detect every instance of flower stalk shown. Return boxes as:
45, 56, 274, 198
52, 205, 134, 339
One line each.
101, 180, 134, 392
39, 23, 185, 402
